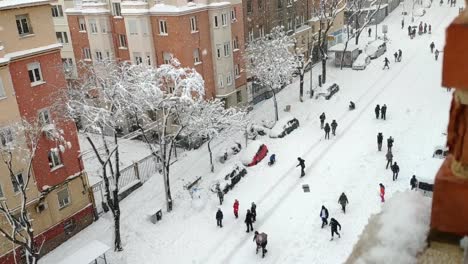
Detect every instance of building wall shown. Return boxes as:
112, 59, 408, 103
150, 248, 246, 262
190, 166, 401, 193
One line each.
124, 15, 155, 65
84, 15, 115, 61
111, 17, 131, 62
67, 14, 92, 76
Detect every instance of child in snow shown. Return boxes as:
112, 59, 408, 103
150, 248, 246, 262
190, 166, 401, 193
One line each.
379, 183, 385, 202
320, 205, 329, 228
233, 199, 239, 218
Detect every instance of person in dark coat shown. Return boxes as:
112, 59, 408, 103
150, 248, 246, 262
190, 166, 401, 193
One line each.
430, 42, 435, 53
320, 205, 329, 228
424, 23, 427, 33
398, 49, 402, 62
251, 202, 257, 222
349, 101, 356, 110
216, 208, 223, 228
387, 136, 394, 152
245, 209, 254, 232
410, 175, 418, 190
401, 18, 404, 29
331, 120, 338, 136
253, 231, 268, 258
324, 123, 331, 139
408, 25, 412, 36
377, 132, 384, 151
381, 104, 387, 120
368, 27, 372, 37
375, 104, 381, 119
391, 162, 400, 181
233, 199, 239, 218
435, 49, 440, 60
383, 57, 390, 70
386, 150, 393, 169
297, 157, 305, 177
429, 24, 432, 34
320, 112, 326, 129
394, 52, 398, 62
338, 192, 349, 213
217, 185, 224, 205
329, 218, 341, 240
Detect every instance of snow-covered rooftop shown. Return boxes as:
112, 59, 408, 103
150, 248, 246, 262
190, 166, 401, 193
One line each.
329, 42, 360, 52
5, 43, 62, 60
0, 0, 49, 10
56, 240, 109, 264
149, 2, 230, 15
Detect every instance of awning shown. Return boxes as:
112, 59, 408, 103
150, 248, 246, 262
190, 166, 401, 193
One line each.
56, 240, 110, 264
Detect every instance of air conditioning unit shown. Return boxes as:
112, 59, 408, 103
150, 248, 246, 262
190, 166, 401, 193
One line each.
35, 201, 48, 213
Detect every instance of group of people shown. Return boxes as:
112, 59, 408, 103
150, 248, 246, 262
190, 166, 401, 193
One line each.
430, 42, 441, 60
441, 0, 457, 7
393, 49, 403, 62
319, 193, 348, 241
374, 104, 388, 120
319, 112, 339, 140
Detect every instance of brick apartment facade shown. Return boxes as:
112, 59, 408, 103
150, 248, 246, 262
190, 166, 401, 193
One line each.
0, 1, 93, 263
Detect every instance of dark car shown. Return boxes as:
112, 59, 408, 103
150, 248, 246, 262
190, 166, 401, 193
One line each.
316, 83, 340, 100
212, 163, 248, 194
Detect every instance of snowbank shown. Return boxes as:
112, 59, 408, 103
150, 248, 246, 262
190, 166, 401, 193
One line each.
241, 140, 264, 166
349, 191, 431, 264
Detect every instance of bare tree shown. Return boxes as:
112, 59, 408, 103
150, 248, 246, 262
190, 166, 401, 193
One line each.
245, 26, 297, 121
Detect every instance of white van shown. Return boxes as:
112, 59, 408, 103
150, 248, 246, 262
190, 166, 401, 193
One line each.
365, 39, 387, 59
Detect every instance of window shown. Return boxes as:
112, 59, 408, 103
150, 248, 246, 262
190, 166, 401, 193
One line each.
0, 77, 5, 98
235, 64, 240, 77
48, 149, 62, 169
233, 36, 239, 50
248, 30, 254, 42
56, 32, 69, 44
64, 219, 76, 235
193, 48, 200, 63
159, 20, 168, 35
100, 19, 108, 33
57, 187, 71, 209
11, 173, 24, 193
140, 20, 149, 36
106, 50, 111, 59
216, 45, 221, 58
118, 34, 127, 48
38, 109, 51, 125
247, 0, 252, 13
27, 62, 43, 85
78, 18, 86, 31
112, 2, 121, 16
83, 47, 91, 60
259, 26, 264, 37
190, 16, 197, 32
227, 72, 232, 85
145, 53, 151, 65
16, 15, 32, 36
214, 16, 219, 28
223, 42, 230, 57
134, 52, 143, 65
95, 51, 103, 61
237, 90, 242, 103
231, 8, 237, 21
163, 52, 172, 64
51, 5, 63, 17
128, 20, 138, 35
62, 58, 73, 73
89, 19, 98, 33
221, 13, 228, 26
0, 128, 13, 147
218, 74, 224, 87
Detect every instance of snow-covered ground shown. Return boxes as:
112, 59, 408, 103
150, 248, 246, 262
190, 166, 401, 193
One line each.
41, 2, 461, 264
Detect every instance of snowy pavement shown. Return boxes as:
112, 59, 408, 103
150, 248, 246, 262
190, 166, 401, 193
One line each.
41, 2, 460, 264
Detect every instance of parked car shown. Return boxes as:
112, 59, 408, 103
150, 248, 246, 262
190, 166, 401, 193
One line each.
365, 40, 387, 59
212, 162, 247, 194
316, 83, 340, 100
433, 146, 449, 159
241, 140, 268, 167
217, 142, 242, 164
352, 53, 371, 70
175, 134, 208, 150
247, 124, 269, 140
270, 117, 300, 138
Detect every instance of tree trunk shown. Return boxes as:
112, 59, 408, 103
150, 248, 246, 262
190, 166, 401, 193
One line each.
272, 88, 279, 121
113, 189, 123, 251
299, 72, 304, 102
208, 140, 214, 172
321, 57, 327, 84
164, 163, 173, 211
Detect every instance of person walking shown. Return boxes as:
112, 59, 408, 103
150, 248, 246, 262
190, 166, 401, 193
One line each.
320, 205, 329, 228
387, 136, 394, 152
377, 132, 384, 151
320, 112, 326, 129
368, 27, 372, 37
381, 104, 387, 120
233, 199, 239, 218
435, 49, 440, 60
379, 183, 385, 202
216, 208, 223, 228
429, 24, 432, 34
424, 23, 427, 34
391, 162, 400, 181
253, 231, 268, 258
410, 175, 418, 190
394, 52, 398, 62
386, 150, 393, 169
245, 209, 254, 233
338, 193, 349, 213
375, 104, 381, 119
331, 120, 338, 136
217, 186, 224, 205
401, 18, 405, 29
430, 42, 435, 53
383, 57, 390, 70
297, 157, 306, 177
251, 202, 257, 222
330, 218, 342, 241
398, 49, 402, 62
407, 25, 412, 36
324, 123, 331, 139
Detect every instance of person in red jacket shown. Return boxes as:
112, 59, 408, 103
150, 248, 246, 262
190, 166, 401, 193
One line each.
379, 183, 385, 202
233, 199, 239, 218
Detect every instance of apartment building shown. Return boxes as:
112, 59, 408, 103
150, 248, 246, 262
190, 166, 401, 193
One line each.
0, 1, 93, 262
66, 0, 247, 108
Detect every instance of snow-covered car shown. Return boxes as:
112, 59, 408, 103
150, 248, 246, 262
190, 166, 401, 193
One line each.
352, 53, 371, 70
241, 140, 268, 167
212, 162, 247, 194
315, 83, 340, 100
247, 124, 269, 140
175, 134, 208, 150
365, 40, 387, 59
433, 146, 448, 159
269, 117, 300, 138
217, 142, 242, 164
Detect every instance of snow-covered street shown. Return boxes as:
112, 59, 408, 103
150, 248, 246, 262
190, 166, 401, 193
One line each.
41, 2, 460, 263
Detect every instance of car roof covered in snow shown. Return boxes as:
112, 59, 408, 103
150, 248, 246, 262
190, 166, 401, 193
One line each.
270, 115, 296, 138
368, 39, 386, 48
241, 140, 264, 165
56, 240, 110, 264
329, 43, 360, 52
